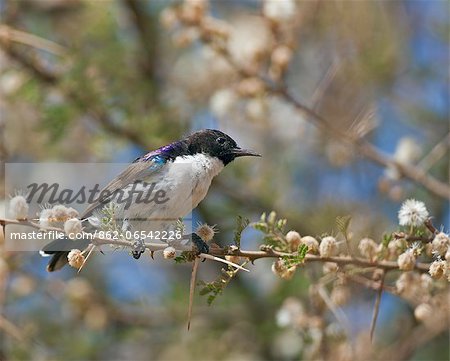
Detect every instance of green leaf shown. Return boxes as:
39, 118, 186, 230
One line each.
282, 244, 309, 268
382, 233, 393, 247
336, 215, 352, 235
233, 215, 249, 249
174, 252, 189, 264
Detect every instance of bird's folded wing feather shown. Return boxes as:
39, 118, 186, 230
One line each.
81, 155, 164, 218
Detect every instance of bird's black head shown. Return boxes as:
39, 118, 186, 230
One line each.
186, 129, 260, 165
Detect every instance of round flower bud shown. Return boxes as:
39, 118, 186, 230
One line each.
64, 218, 83, 239
358, 238, 378, 261
397, 250, 416, 271
39, 208, 54, 228
195, 223, 216, 242
301, 236, 319, 254
319, 236, 337, 257
163, 246, 176, 259
414, 303, 432, 323
52, 205, 68, 222
431, 232, 450, 257
271, 259, 296, 280
271, 45, 293, 70
280, 266, 296, 280
286, 231, 301, 251
267, 211, 277, 225
67, 249, 85, 269
428, 260, 446, 279
9, 195, 29, 220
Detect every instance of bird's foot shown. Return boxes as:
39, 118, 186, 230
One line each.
191, 233, 209, 255
131, 239, 146, 259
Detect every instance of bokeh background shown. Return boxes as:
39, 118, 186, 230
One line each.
0, 0, 449, 360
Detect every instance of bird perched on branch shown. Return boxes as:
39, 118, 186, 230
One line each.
40, 129, 260, 271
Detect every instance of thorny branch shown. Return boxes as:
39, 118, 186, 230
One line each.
0, 218, 433, 273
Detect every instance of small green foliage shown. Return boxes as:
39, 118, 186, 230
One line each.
174, 253, 188, 264
198, 264, 245, 305
251, 211, 288, 251
382, 233, 393, 247
174, 251, 196, 263
252, 222, 268, 233
282, 244, 308, 268
233, 215, 249, 249
336, 215, 352, 236
175, 218, 186, 235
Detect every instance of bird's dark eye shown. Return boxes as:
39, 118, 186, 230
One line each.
216, 137, 227, 145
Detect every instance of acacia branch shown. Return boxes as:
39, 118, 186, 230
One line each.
0, 218, 432, 273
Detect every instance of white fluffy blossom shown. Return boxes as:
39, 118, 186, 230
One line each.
163, 246, 176, 259
301, 236, 319, 254
397, 249, 416, 271
358, 238, 378, 261
272, 259, 296, 280
398, 199, 429, 227
67, 249, 85, 269
428, 260, 446, 279
319, 236, 337, 257
195, 223, 216, 242
9, 195, 29, 220
52, 205, 69, 221
64, 218, 83, 239
286, 231, 301, 251
431, 232, 449, 257
39, 208, 54, 228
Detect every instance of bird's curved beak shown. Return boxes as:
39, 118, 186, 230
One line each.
230, 147, 261, 157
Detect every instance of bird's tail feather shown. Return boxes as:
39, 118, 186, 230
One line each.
40, 237, 91, 272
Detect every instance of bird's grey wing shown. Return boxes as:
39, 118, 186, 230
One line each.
81, 157, 164, 219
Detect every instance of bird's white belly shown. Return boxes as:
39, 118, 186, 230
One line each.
121, 154, 224, 234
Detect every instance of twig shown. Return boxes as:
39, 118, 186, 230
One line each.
317, 285, 351, 338
187, 257, 200, 330
424, 218, 438, 235
369, 270, 385, 342
78, 244, 96, 273
0, 315, 25, 342
417, 133, 450, 172
199, 253, 249, 272
0, 25, 67, 56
